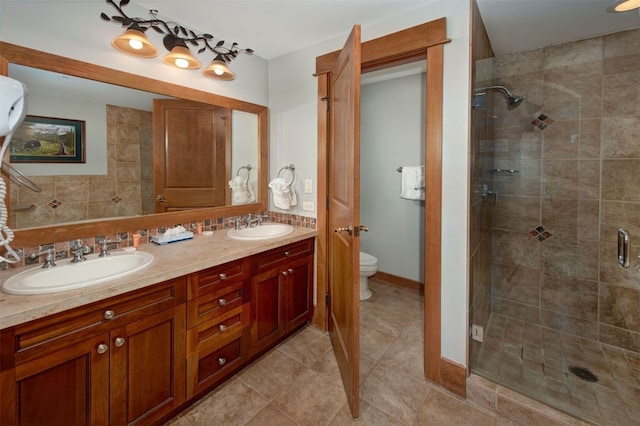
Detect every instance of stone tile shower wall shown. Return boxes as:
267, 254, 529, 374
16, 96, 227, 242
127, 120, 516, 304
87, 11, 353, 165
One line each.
489, 28, 640, 353
10, 105, 151, 228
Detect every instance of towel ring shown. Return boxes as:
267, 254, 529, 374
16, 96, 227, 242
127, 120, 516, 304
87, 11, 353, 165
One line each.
236, 164, 252, 180
277, 164, 296, 188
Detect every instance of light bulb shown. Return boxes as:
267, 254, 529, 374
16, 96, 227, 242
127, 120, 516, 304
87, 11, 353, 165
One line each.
175, 58, 190, 69
129, 39, 143, 50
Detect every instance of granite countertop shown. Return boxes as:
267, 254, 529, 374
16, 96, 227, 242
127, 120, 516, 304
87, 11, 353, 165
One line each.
0, 226, 316, 330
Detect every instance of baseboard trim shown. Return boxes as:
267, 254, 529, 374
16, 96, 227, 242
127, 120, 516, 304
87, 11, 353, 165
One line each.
440, 357, 466, 398
371, 271, 423, 295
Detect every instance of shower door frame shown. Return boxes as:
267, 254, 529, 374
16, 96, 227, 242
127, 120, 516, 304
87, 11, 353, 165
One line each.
314, 18, 457, 392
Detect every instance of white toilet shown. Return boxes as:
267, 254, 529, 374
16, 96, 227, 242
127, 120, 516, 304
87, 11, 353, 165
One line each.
359, 252, 378, 300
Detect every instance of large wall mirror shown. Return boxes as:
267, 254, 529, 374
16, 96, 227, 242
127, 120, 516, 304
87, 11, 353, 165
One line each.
0, 42, 268, 247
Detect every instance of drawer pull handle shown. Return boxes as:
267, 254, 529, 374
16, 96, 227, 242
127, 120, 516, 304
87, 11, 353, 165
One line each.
104, 310, 115, 320
282, 271, 288, 276
219, 273, 227, 280
288, 268, 294, 274
114, 337, 126, 347
218, 357, 226, 366
219, 324, 227, 332
284, 251, 290, 257
97, 344, 109, 354
218, 298, 227, 307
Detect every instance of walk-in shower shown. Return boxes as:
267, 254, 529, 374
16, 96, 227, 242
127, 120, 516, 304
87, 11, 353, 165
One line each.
469, 27, 640, 426
471, 85, 524, 110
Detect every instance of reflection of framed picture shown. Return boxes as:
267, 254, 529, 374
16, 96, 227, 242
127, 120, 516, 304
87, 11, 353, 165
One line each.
10, 115, 85, 163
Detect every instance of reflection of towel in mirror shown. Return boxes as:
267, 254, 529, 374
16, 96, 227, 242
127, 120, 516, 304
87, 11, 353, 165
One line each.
288, 185, 297, 207
400, 166, 425, 200
269, 177, 290, 209
229, 176, 251, 204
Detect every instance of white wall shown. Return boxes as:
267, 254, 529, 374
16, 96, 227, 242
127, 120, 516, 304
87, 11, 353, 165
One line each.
0, 1, 268, 106
360, 73, 425, 282
268, 0, 471, 365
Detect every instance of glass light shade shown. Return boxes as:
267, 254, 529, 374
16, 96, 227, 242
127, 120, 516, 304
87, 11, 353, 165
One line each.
111, 28, 158, 58
162, 46, 201, 69
202, 58, 236, 80
607, 0, 640, 11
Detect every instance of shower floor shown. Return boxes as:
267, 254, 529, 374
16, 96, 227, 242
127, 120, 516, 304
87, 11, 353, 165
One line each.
471, 313, 640, 425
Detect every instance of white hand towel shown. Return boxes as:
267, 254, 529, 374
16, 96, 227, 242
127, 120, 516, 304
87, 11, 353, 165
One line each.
288, 185, 297, 207
230, 176, 250, 204
400, 166, 425, 200
269, 177, 291, 209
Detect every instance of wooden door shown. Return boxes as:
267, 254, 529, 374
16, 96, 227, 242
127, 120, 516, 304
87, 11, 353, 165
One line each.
153, 99, 230, 212
328, 25, 361, 418
10, 333, 109, 425
109, 305, 186, 425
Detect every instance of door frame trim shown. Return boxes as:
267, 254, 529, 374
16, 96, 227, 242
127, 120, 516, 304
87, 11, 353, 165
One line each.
314, 18, 449, 385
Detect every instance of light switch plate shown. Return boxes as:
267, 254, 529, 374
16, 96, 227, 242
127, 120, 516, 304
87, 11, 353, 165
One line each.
304, 179, 313, 194
302, 201, 315, 211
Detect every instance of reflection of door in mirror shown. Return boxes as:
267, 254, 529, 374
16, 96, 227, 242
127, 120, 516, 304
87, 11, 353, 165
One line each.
153, 99, 230, 212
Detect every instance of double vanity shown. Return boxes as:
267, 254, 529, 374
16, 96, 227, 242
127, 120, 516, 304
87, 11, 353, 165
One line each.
0, 225, 316, 425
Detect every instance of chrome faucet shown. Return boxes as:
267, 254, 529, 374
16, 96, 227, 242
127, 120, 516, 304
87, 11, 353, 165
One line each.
244, 214, 261, 228
30, 248, 56, 269
70, 239, 90, 263
98, 238, 121, 257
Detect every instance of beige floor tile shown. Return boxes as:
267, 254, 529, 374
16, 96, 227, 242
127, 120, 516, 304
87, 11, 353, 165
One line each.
329, 400, 406, 425
360, 364, 431, 425
360, 323, 395, 361
173, 377, 269, 426
277, 326, 333, 366
237, 347, 308, 400
415, 388, 496, 426
245, 405, 298, 426
271, 368, 347, 426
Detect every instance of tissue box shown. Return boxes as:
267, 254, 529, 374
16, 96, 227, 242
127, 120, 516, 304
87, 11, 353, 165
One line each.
150, 231, 194, 245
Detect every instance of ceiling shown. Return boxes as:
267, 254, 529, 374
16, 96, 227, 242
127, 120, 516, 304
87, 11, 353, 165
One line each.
132, 0, 640, 60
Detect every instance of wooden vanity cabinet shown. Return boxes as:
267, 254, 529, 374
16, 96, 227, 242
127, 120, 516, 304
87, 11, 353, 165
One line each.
250, 238, 314, 355
0, 277, 187, 426
186, 258, 251, 398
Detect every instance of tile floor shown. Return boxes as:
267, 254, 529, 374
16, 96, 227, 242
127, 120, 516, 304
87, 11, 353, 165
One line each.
471, 313, 640, 426
166, 280, 589, 425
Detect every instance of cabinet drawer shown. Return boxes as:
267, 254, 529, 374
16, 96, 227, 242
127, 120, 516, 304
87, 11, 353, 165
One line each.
251, 238, 314, 274
8, 277, 186, 364
188, 258, 250, 300
187, 279, 250, 327
186, 304, 249, 356
186, 329, 249, 398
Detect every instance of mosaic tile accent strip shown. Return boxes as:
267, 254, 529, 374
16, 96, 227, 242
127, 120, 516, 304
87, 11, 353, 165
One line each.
532, 113, 554, 131
111, 195, 122, 204
48, 199, 62, 209
2, 212, 317, 269
529, 225, 552, 241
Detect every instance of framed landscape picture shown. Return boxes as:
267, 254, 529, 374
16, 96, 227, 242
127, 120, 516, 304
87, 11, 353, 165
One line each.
10, 115, 85, 163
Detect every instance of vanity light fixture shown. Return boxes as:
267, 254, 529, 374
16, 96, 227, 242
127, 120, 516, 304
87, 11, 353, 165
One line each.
202, 55, 236, 80
101, 0, 253, 80
607, 0, 640, 12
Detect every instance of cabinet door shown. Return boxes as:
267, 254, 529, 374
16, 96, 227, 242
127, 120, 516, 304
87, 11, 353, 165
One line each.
250, 268, 284, 354
284, 255, 314, 332
110, 305, 186, 426
6, 333, 109, 425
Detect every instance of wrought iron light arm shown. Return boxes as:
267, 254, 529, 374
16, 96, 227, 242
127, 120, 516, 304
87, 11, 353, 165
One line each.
100, 0, 253, 63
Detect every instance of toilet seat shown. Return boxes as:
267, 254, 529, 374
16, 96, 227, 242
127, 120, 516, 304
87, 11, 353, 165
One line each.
360, 252, 378, 267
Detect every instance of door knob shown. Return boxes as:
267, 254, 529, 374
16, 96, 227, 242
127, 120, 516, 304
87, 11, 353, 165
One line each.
156, 194, 167, 203
114, 337, 126, 347
334, 225, 353, 235
97, 344, 109, 354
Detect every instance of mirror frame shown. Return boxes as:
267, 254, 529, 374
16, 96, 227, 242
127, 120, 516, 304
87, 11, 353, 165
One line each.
0, 42, 268, 248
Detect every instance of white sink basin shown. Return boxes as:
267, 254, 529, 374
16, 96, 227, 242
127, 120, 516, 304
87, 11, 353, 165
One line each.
2, 250, 154, 295
227, 224, 294, 241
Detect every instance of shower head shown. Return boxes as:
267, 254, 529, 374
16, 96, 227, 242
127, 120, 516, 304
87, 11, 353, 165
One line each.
472, 85, 524, 110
